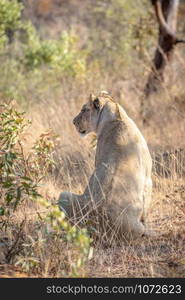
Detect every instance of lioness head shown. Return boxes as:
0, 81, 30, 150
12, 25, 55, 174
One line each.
73, 92, 113, 136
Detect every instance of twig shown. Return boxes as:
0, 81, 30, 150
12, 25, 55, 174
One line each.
6, 219, 26, 263
169, 105, 185, 119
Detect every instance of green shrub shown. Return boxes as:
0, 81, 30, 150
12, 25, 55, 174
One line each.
0, 104, 34, 216
0, 1, 87, 104
24, 27, 86, 77
0, 104, 92, 276
0, 0, 23, 49
90, 0, 156, 72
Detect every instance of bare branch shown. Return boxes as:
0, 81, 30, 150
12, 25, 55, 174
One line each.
174, 39, 185, 44
152, 0, 185, 45
154, 0, 176, 38
144, 0, 184, 98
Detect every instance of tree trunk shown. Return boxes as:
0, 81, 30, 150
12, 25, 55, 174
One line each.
144, 0, 184, 97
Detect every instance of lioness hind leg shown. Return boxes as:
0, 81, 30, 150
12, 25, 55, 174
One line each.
123, 218, 145, 240
140, 177, 152, 225
58, 191, 88, 222
113, 209, 145, 241
143, 177, 152, 221
58, 191, 74, 217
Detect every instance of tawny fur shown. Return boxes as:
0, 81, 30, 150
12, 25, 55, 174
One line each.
58, 92, 152, 241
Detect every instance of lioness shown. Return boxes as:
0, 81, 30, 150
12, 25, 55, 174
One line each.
58, 92, 152, 241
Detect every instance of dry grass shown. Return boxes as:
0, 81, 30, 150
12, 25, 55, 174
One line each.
1, 175, 184, 278
88, 178, 185, 277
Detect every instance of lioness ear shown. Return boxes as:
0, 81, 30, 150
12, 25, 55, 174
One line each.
99, 91, 109, 97
89, 93, 96, 102
93, 97, 100, 110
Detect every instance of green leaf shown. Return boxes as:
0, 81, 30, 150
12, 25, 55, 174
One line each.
2, 181, 13, 188
20, 176, 33, 182
6, 193, 14, 204
0, 207, 5, 216
13, 186, 21, 211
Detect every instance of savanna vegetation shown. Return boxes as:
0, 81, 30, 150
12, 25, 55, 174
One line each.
0, 0, 185, 278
